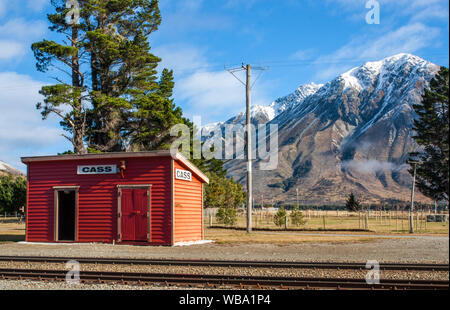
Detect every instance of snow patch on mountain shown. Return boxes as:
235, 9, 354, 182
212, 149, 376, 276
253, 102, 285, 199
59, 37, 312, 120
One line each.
271, 82, 324, 114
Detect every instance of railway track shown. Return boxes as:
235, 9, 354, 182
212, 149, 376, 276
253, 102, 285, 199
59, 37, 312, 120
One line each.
0, 256, 448, 271
0, 268, 448, 290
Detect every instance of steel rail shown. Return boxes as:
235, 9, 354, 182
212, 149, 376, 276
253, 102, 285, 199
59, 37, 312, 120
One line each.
0, 268, 448, 290
0, 256, 448, 271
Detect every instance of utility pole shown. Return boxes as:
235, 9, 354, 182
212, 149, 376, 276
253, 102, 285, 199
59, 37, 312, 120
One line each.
226, 63, 268, 233
408, 161, 419, 234
296, 188, 299, 208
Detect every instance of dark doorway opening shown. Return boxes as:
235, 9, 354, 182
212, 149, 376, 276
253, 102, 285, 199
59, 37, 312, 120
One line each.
57, 190, 76, 241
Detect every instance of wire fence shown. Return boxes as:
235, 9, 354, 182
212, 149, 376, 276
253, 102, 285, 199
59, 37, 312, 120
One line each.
205, 208, 449, 234
0, 212, 25, 223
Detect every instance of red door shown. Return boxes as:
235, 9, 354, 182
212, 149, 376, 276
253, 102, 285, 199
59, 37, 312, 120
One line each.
120, 188, 149, 242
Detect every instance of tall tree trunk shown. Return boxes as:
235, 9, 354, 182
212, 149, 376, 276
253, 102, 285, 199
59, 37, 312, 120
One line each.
72, 26, 87, 154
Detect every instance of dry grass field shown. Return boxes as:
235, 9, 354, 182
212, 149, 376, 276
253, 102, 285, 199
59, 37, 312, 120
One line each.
204, 228, 378, 245
0, 220, 25, 242
205, 209, 450, 235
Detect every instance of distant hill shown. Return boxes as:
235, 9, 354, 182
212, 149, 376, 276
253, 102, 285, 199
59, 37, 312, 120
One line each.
0, 160, 25, 177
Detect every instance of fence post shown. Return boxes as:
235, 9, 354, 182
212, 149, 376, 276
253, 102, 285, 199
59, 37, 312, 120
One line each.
415, 212, 418, 232
396, 212, 398, 232
401, 212, 404, 231
209, 214, 213, 227
424, 211, 427, 231
419, 211, 423, 232
323, 215, 326, 230
365, 212, 369, 230
285, 216, 288, 230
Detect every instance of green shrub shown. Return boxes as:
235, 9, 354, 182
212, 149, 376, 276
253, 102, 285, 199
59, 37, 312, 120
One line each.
290, 205, 306, 227
216, 206, 237, 226
0, 175, 26, 213
345, 192, 361, 212
273, 207, 287, 227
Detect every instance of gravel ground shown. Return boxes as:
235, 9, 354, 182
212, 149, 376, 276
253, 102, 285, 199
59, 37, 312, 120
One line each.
0, 261, 448, 281
0, 237, 448, 263
0, 279, 204, 290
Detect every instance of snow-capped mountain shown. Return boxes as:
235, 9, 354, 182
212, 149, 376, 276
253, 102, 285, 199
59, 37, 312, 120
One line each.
270, 82, 324, 115
201, 82, 322, 137
0, 160, 24, 176
223, 53, 440, 204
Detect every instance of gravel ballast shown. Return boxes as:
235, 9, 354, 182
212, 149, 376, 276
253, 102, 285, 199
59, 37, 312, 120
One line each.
0, 261, 448, 281
0, 236, 448, 264
0, 279, 202, 290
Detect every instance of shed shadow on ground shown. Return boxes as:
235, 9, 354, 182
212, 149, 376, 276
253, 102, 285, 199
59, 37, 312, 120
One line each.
0, 235, 25, 242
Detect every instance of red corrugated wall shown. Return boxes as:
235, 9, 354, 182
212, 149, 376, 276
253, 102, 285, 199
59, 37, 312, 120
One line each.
173, 160, 203, 243
26, 157, 172, 245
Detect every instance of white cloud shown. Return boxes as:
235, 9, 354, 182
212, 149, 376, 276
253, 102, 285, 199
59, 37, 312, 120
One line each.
26, 0, 49, 12
0, 18, 47, 61
154, 44, 273, 124
0, 0, 49, 16
223, 0, 258, 9
328, 0, 449, 21
157, 0, 232, 36
313, 22, 440, 81
342, 159, 398, 173
0, 40, 23, 60
0, 72, 66, 169
290, 49, 316, 61
0, 18, 47, 40
175, 69, 272, 124
153, 44, 210, 76
0, 0, 6, 17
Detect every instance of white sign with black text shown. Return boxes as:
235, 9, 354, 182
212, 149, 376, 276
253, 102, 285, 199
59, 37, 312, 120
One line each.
77, 165, 117, 175
176, 169, 192, 181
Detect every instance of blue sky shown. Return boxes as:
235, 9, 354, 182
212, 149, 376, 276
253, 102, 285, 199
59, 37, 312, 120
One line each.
0, 0, 449, 171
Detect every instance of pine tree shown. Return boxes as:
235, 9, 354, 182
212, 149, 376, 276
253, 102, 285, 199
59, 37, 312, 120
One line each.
345, 193, 361, 212
290, 205, 306, 227
83, 0, 163, 152
32, 0, 183, 154
204, 173, 245, 210
409, 67, 449, 202
129, 69, 184, 151
32, 2, 87, 154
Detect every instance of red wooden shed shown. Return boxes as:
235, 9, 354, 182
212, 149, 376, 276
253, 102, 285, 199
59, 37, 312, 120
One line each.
21, 151, 209, 246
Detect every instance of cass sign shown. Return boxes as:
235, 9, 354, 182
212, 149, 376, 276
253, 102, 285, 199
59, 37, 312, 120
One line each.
176, 169, 192, 181
77, 165, 117, 175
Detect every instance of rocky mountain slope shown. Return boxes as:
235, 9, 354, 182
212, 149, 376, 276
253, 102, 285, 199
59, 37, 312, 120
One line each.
218, 53, 439, 205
